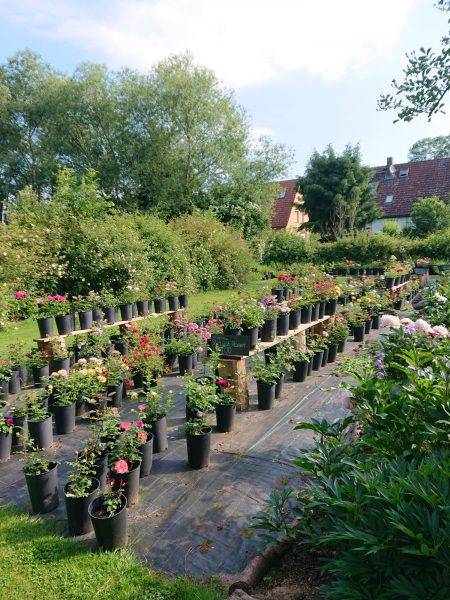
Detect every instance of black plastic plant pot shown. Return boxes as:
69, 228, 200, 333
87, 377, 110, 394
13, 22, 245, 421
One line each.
364, 319, 372, 334
0, 380, 9, 402
163, 326, 175, 341
242, 326, 259, 349
93, 453, 109, 487
9, 370, 20, 394
293, 360, 309, 382
153, 298, 166, 313
133, 371, 144, 389
132, 303, 138, 318
119, 303, 133, 321
311, 303, 320, 322
37, 317, 54, 338
149, 417, 168, 453
28, 415, 53, 449
223, 327, 241, 336
89, 494, 128, 550
19, 364, 28, 387
79, 310, 93, 330
103, 307, 118, 324
215, 403, 236, 433
312, 352, 324, 371
55, 313, 73, 335
0, 432, 12, 461
327, 344, 338, 363
275, 374, 285, 399
289, 309, 301, 330
337, 340, 346, 353
115, 340, 128, 357
111, 461, 141, 506
164, 353, 177, 371
321, 347, 329, 367
301, 305, 313, 324
76, 395, 87, 417
283, 288, 289, 300
257, 381, 275, 410
179, 354, 194, 376
393, 300, 403, 310
261, 318, 277, 342
50, 358, 70, 374
394, 277, 400, 286
167, 295, 179, 311
92, 308, 103, 322
179, 294, 189, 308
271, 288, 283, 302
353, 325, 365, 342
64, 478, 100, 536
107, 383, 123, 408
276, 314, 289, 337
307, 361, 313, 376
54, 402, 76, 435
186, 428, 212, 469
33, 365, 50, 388
372, 315, 380, 330
318, 301, 326, 319
71, 313, 78, 331
136, 300, 148, 317
325, 299, 338, 316
139, 434, 154, 478
385, 277, 395, 289
12, 414, 28, 446
24, 462, 59, 513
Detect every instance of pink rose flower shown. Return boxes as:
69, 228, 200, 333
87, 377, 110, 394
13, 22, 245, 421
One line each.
415, 319, 432, 333
431, 325, 448, 337
14, 291, 28, 299
114, 459, 129, 474
136, 420, 144, 428
120, 421, 132, 430
138, 432, 147, 440
138, 404, 145, 410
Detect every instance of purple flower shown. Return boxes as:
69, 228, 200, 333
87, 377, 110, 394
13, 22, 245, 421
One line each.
375, 359, 383, 369
404, 325, 416, 335
376, 372, 384, 379
377, 352, 385, 359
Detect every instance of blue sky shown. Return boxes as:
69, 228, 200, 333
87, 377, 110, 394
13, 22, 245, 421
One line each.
0, 0, 448, 177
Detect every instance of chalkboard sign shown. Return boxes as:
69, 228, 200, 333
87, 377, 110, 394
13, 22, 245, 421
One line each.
209, 334, 252, 356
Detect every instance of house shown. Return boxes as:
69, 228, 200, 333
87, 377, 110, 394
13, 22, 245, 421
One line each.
370, 156, 450, 232
271, 178, 308, 233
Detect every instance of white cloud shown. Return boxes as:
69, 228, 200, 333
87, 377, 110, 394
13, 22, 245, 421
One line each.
0, 0, 415, 88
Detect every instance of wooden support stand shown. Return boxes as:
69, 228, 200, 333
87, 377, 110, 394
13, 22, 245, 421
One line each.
218, 316, 330, 411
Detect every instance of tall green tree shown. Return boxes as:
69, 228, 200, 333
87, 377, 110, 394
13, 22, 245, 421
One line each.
410, 195, 450, 234
298, 145, 381, 241
378, 1, 450, 122
408, 134, 450, 161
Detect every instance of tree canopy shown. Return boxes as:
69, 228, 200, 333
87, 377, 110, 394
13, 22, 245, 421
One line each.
410, 195, 450, 234
378, 1, 450, 122
408, 134, 450, 161
297, 144, 381, 241
0, 50, 292, 239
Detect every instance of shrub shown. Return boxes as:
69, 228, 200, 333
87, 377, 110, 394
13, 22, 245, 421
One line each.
262, 230, 316, 265
315, 232, 414, 263
410, 196, 450, 235
382, 219, 402, 236
414, 227, 450, 259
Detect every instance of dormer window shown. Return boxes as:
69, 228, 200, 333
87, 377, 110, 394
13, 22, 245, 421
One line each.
279, 188, 287, 199
399, 169, 409, 178
385, 194, 393, 204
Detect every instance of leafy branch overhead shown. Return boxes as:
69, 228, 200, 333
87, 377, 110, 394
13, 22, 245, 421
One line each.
378, 1, 450, 122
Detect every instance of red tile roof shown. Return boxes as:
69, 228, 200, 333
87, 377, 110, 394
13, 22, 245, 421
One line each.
271, 178, 298, 227
372, 157, 450, 217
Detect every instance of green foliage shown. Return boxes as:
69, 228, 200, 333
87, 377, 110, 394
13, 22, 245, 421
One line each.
378, 1, 450, 122
410, 196, 450, 235
263, 230, 316, 265
382, 219, 401, 236
414, 227, 450, 258
408, 134, 450, 161
298, 144, 381, 241
316, 231, 413, 263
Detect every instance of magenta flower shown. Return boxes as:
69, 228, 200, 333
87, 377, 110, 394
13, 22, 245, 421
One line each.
136, 420, 144, 428
120, 421, 132, 430
14, 291, 28, 299
138, 404, 146, 410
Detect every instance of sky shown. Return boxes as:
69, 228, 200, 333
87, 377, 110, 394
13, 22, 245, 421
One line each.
0, 0, 448, 177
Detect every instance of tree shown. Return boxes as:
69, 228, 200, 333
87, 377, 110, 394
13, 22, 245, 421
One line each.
408, 134, 450, 161
298, 145, 381, 241
378, 1, 450, 122
410, 195, 450, 234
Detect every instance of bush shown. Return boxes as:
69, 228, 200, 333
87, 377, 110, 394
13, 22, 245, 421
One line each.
410, 196, 450, 235
262, 230, 316, 265
414, 227, 450, 259
315, 232, 414, 263
382, 219, 401, 236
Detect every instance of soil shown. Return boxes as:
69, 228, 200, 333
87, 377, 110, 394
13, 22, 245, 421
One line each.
251, 543, 325, 600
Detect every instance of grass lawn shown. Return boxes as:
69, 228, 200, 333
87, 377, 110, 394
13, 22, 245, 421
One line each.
0, 505, 223, 600
0, 280, 271, 353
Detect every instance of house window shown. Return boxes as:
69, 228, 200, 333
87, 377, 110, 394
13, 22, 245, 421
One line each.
279, 189, 286, 199
399, 169, 409, 177
385, 194, 393, 204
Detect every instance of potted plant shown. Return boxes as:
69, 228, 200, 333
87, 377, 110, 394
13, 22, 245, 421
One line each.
90, 407, 122, 450
308, 333, 328, 371
162, 281, 180, 311
48, 339, 70, 373
26, 394, 53, 449
125, 327, 165, 386
287, 296, 302, 330
26, 349, 49, 388
164, 337, 197, 375
276, 305, 291, 337
49, 295, 72, 335
236, 297, 265, 348
71, 294, 97, 330
0, 416, 13, 461
88, 480, 128, 550
0, 359, 12, 402
347, 306, 368, 342
132, 388, 174, 453
326, 318, 349, 360
291, 346, 313, 382
118, 285, 140, 321
71, 358, 108, 415
215, 379, 237, 432
6, 341, 29, 391
64, 455, 100, 535
104, 351, 129, 408
100, 290, 119, 324
251, 354, 280, 410
259, 295, 281, 342
108, 428, 142, 506
22, 441, 59, 513
9, 403, 28, 445
183, 375, 218, 421
50, 370, 77, 435
79, 436, 109, 487
178, 287, 189, 309
185, 417, 212, 469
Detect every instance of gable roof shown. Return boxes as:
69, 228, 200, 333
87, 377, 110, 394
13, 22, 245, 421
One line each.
372, 157, 450, 217
271, 178, 298, 228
